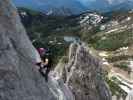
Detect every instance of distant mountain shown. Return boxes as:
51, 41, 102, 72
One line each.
12, 0, 87, 16
86, 0, 110, 12
86, 0, 133, 12
110, 1, 133, 11
13, 0, 133, 15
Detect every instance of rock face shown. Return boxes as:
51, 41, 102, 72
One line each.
0, 0, 74, 100
56, 43, 112, 100
0, 0, 111, 100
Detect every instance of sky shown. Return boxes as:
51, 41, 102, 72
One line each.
77, 0, 94, 5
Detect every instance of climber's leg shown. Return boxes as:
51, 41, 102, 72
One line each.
39, 67, 46, 77
44, 67, 50, 82
39, 66, 50, 82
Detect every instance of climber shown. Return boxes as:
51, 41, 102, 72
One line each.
36, 48, 52, 82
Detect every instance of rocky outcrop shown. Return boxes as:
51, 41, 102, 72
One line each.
0, 0, 74, 100
55, 43, 112, 100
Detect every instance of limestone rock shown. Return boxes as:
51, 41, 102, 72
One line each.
58, 43, 112, 100
0, 0, 74, 100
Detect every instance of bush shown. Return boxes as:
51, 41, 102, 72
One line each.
107, 55, 133, 62
91, 30, 133, 51
106, 77, 127, 98
114, 62, 131, 72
